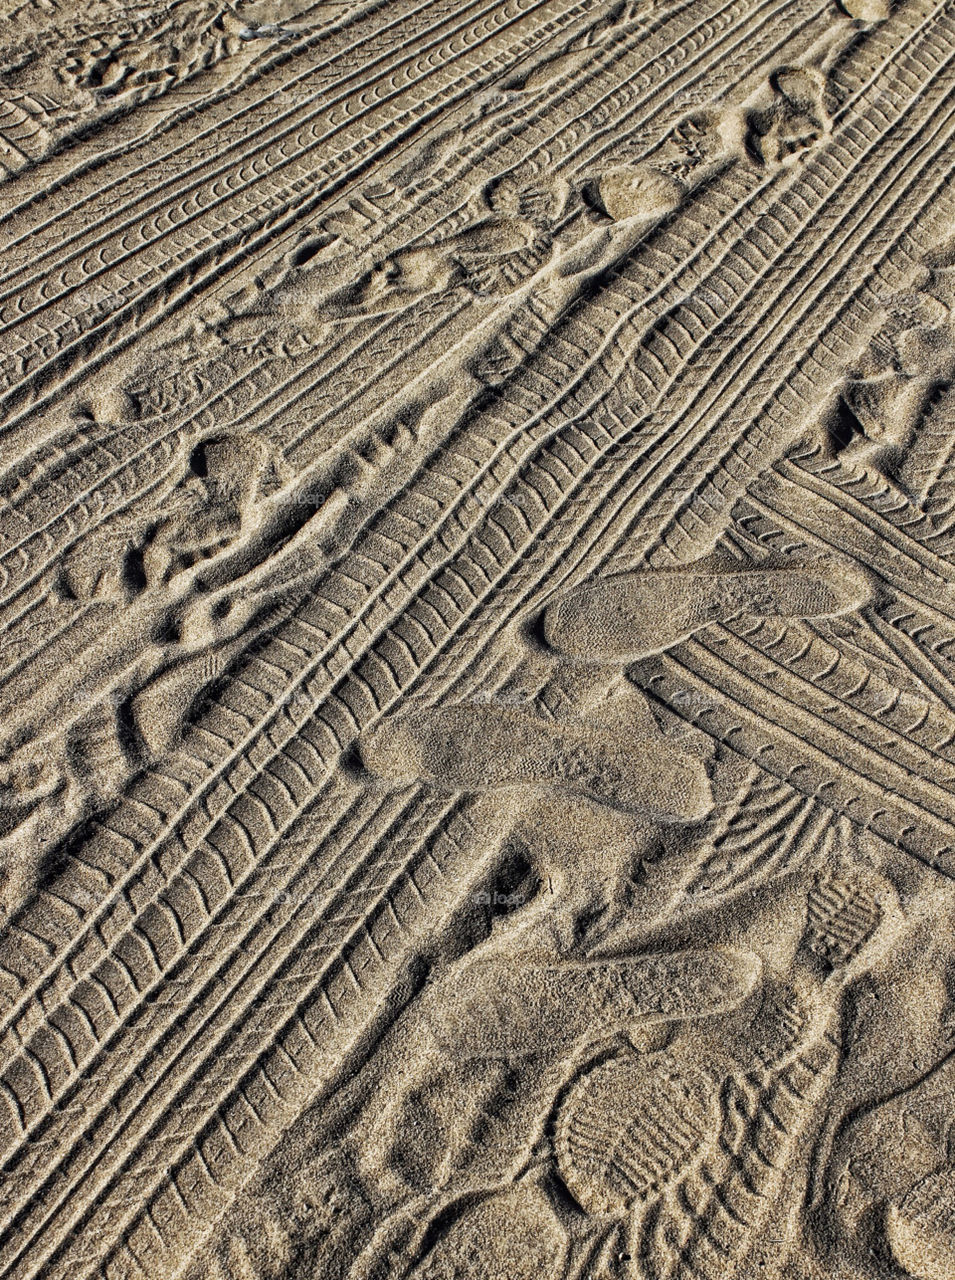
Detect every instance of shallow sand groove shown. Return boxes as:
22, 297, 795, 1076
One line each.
2, 1, 955, 1277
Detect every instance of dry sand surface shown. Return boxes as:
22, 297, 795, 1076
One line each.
3, 0, 955, 1276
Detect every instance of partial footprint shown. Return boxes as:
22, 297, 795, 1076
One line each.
839, 0, 890, 17
745, 977, 815, 1072
542, 561, 872, 661
141, 433, 270, 585
410, 1185, 565, 1280
586, 165, 685, 221
887, 1164, 955, 1280
746, 66, 831, 168
0, 753, 62, 840
802, 869, 884, 972
67, 699, 132, 798
359, 701, 711, 821
131, 648, 232, 758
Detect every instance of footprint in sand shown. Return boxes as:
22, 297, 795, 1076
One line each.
421, 948, 761, 1060
140, 433, 270, 586
541, 560, 873, 662
359, 700, 712, 823
554, 1045, 720, 1215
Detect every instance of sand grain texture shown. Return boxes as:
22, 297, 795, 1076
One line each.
1, 0, 955, 1277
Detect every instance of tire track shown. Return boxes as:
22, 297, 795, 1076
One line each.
0, 0, 392, 226
0, 0, 589, 433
